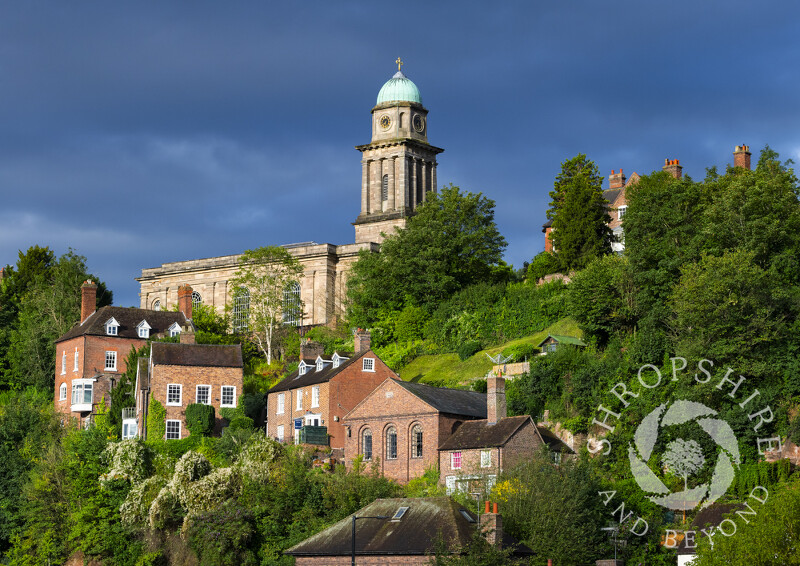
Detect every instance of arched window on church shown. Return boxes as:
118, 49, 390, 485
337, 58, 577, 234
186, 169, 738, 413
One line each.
191, 291, 202, 307
282, 282, 302, 326
152, 299, 161, 311
232, 287, 250, 333
382, 174, 388, 201
386, 425, 397, 460
411, 424, 423, 459
361, 428, 372, 461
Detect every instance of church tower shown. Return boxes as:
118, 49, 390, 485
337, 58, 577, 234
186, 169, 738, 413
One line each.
353, 60, 444, 244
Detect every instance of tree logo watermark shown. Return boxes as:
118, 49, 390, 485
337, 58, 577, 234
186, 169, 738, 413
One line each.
588, 358, 780, 550
629, 400, 740, 511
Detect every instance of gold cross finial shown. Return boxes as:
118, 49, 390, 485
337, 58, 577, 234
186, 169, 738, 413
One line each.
396, 57, 403, 72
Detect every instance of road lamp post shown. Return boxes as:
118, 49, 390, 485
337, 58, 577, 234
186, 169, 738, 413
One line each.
351, 514, 388, 566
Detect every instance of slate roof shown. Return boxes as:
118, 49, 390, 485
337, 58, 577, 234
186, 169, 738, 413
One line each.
603, 187, 623, 206
394, 380, 487, 419
151, 342, 243, 368
267, 350, 367, 393
56, 306, 190, 343
438, 415, 531, 450
284, 497, 531, 557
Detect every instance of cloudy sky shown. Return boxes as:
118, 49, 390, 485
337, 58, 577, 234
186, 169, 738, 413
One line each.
2, 1, 799, 306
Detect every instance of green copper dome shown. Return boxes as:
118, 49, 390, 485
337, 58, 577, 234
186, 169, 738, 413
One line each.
376, 70, 422, 105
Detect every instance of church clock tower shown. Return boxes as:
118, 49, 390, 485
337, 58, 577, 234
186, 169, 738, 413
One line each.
353, 60, 444, 244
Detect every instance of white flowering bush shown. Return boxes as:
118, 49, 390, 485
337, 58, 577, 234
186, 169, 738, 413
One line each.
100, 439, 151, 486
120, 476, 166, 527
149, 485, 183, 530
236, 435, 283, 483
172, 450, 212, 486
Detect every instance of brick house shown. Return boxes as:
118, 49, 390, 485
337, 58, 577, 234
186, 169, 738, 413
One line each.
54, 280, 193, 427
134, 341, 244, 440
343, 378, 487, 483
266, 331, 394, 454
284, 497, 531, 564
438, 376, 573, 494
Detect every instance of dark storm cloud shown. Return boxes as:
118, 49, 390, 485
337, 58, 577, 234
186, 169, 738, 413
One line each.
2, 1, 800, 305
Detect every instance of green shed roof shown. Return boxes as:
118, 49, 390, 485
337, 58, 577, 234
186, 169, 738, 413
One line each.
537, 334, 587, 348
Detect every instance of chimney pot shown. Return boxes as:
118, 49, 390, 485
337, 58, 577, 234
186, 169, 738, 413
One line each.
485, 500, 491, 513
493, 502, 498, 514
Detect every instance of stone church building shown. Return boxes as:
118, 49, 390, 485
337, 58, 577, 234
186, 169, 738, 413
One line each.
137, 62, 443, 327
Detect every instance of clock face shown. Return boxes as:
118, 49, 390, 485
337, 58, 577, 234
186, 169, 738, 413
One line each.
413, 114, 425, 133
379, 115, 391, 130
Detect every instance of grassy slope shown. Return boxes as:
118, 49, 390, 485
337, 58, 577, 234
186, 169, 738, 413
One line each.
398, 317, 582, 387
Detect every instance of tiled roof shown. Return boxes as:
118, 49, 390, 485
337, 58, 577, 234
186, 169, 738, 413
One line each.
267, 350, 369, 393
56, 306, 189, 343
151, 342, 243, 368
438, 415, 531, 450
395, 381, 487, 418
284, 497, 531, 557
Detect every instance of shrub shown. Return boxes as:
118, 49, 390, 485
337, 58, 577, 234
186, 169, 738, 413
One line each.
187, 499, 257, 566
457, 340, 482, 361
101, 438, 152, 485
146, 396, 166, 441
527, 251, 561, 281
185, 404, 215, 437
501, 343, 537, 362
227, 415, 254, 432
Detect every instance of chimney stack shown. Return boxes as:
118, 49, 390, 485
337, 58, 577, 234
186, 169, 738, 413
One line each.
299, 338, 324, 361
487, 375, 506, 424
734, 144, 751, 170
177, 285, 193, 320
608, 168, 626, 190
180, 324, 196, 344
480, 501, 503, 547
354, 329, 371, 354
663, 158, 683, 179
80, 280, 97, 323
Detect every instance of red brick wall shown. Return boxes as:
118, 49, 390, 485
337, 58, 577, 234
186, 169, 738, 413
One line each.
265, 350, 394, 450
54, 334, 145, 424
150, 363, 243, 439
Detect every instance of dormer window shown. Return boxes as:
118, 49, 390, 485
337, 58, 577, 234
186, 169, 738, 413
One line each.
298, 363, 307, 376
332, 353, 348, 368
168, 322, 181, 337
105, 317, 120, 336
316, 360, 324, 372
137, 321, 151, 339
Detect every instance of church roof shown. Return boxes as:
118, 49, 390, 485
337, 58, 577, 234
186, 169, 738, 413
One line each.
377, 70, 422, 105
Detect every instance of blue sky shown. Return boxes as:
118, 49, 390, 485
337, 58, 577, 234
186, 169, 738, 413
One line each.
2, 1, 799, 306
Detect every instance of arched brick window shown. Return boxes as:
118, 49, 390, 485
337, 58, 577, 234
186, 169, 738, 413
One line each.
411, 424, 423, 459
361, 428, 372, 461
386, 425, 397, 460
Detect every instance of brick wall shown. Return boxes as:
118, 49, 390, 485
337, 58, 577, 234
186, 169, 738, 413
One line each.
295, 555, 431, 565
150, 363, 243, 439
54, 334, 145, 424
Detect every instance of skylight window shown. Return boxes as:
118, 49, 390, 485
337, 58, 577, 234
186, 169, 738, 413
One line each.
391, 506, 409, 521
459, 510, 476, 523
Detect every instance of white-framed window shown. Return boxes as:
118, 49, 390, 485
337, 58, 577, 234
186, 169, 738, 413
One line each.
137, 321, 151, 339
61, 352, 66, 375
618, 205, 628, 220
168, 322, 181, 337
282, 281, 301, 327
152, 299, 161, 311
386, 426, 397, 460
276, 425, 285, 442
277, 392, 285, 414
74, 347, 79, 372
166, 384, 182, 406
232, 287, 250, 333
298, 363, 308, 376
105, 317, 119, 336
166, 420, 181, 440
316, 359, 324, 372
451, 451, 462, 470
362, 358, 375, 372
481, 449, 491, 468
71, 380, 93, 405
196, 385, 211, 405
122, 421, 137, 440
221, 385, 236, 408
59, 382, 67, 401
105, 351, 117, 371
191, 291, 202, 306
296, 389, 303, 410
311, 385, 320, 408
